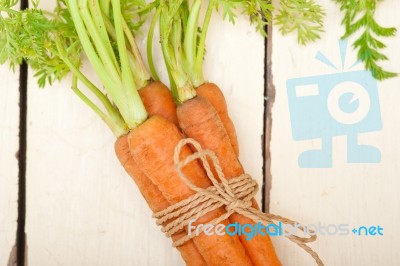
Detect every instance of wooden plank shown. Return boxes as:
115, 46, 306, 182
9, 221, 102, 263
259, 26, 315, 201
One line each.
25, 3, 265, 265
0, 64, 20, 264
269, 0, 400, 265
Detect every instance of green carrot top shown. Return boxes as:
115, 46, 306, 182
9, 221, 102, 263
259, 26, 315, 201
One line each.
147, 0, 328, 104
0, 0, 159, 137
1, 0, 397, 134
146, 0, 395, 103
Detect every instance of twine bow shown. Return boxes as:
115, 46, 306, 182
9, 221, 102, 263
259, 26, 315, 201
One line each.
153, 138, 324, 266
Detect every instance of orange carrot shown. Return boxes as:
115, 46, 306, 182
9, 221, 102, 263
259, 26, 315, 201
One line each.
115, 135, 206, 266
196, 83, 239, 156
117, 84, 205, 265
154, 1, 280, 263
128, 115, 253, 266
115, 136, 169, 211
177, 96, 281, 266
139, 81, 179, 126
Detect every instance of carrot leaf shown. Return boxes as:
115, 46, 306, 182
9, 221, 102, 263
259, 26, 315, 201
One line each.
275, 0, 325, 45
0, 4, 81, 87
0, 0, 153, 136
333, 0, 397, 80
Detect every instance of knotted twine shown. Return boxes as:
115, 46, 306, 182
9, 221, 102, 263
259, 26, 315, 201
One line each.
153, 138, 324, 266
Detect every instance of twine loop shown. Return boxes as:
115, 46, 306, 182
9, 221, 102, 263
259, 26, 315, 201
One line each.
226, 198, 252, 212
152, 138, 324, 266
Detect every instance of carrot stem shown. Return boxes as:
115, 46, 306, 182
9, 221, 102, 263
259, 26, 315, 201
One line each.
121, 15, 151, 88
79, 0, 121, 80
55, 38, 127, 136
71, 75, 126, 137
158, 0, 197, 103
68, 0, 121, 95
68, 0, 148, 129
160, 5, 179, 99
56, 41, 118, 118
192, 0, 215, 87
99, 0, 110, 16
88, 0, 118, 71
183, 0, 201, 66
101, 12, 144, 86
147, 7, 161, 81
111, 0, 148, 127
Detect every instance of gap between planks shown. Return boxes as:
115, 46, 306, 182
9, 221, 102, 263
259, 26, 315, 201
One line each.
263, 25, 274, 213
15, 1, 29, 266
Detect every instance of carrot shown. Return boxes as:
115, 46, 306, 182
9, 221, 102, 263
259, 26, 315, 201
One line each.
118, 81, 206, 265
115, 135, 206, 266
177, 96, 281, 266
105, 6, 229, 264
67, 2, 207, 263
155, 2, 281, 264
139, 81, 179, 126
128, 115, 253, 266
139, 82, 248, 265
196, 82, 239, 156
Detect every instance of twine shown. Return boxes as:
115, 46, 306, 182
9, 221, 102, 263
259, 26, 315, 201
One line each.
153, 138, 324, 266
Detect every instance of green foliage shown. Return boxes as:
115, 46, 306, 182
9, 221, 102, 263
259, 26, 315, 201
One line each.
334, 0, 396, 80
215, 0, 237, 23
216, 0, 273, 36
275, 0, 325, 45
0, 1, 81, 87
121, 0, 149, 32
0, 0, 18, 8
0, 0, 147, 135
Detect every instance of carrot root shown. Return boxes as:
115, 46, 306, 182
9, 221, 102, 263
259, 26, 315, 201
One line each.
177, 96, 281, 266
127, 115, 253, 266
139, 81, 179, 126
115, 135, 206, 266
196, 82, 239, 156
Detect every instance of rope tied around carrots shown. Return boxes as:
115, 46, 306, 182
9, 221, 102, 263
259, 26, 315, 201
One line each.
153, 138, 324, 266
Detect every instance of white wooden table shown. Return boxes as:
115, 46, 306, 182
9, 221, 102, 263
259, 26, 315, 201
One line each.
269, 1, 400, 265
1, 0, 400, 265
0, 64, 19, 265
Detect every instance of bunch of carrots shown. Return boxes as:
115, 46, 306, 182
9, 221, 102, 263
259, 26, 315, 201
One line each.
0, 0, 316, 264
